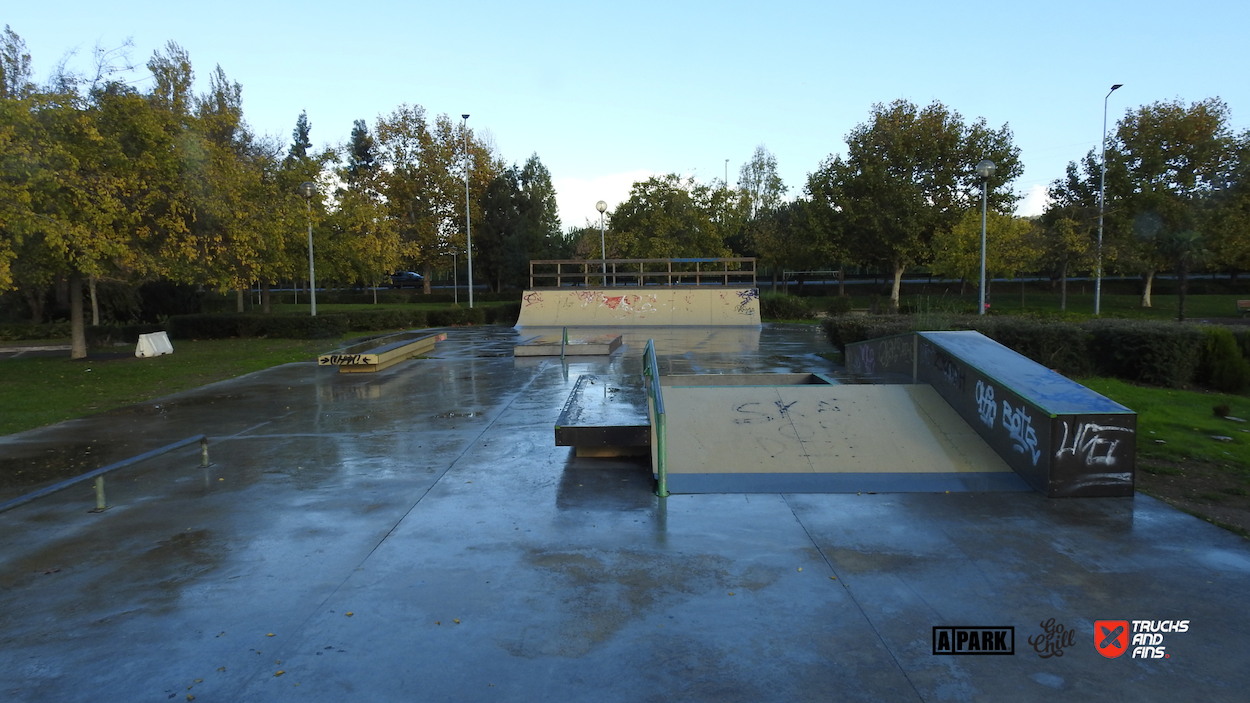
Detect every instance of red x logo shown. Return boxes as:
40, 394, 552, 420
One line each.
1094, 620, 1129, 658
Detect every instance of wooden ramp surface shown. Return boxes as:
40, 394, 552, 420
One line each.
662, 384, 1030, 493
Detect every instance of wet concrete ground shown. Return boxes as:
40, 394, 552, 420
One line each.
1, 324, 1248, 702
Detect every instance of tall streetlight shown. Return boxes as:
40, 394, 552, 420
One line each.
596, 200, 608, 286
975, 160, 996, 316
299, 181, 317, 316
462, 114, 473, 308
452, 249, 458, 305
1096, 83, 1124, 316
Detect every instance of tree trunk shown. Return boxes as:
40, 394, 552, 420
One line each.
797, 273, 806, 296
423, 263, 433, 295
372, 280, 378, 305
1059, 261, 1068, 312
890, 263, 904, 312
89, 276, 100, 326
25, 288, 45, 324
770, 269, 778, 293
1140, 271, 1154, 308
837, 267, 845, 297
261, 281, 271, 313
236, 288, 245, 313
70, 276, 86, 360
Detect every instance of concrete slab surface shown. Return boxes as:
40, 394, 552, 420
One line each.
1, 324, 1248, 702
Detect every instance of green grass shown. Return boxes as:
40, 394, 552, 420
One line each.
1077, 377, 1250, 471
0, 337, 354, 436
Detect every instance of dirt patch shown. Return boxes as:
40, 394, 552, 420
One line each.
1137, 459, 1250, 538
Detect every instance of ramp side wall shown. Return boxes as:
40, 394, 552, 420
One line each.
846, 333, 1136, 498
516, 289, 761, 327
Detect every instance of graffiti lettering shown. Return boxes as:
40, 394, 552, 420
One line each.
736, 288, 760, 315
975, 380, 996, 428
1056, 421, 1134, 467
522, 291, 544, 307
319, 354, 365, 366
857, 346, 876, 374
930, 351, 965, 391
1002, 401, 1041, 465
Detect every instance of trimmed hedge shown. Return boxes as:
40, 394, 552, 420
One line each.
86, 323, 166, 347
761, 293, 815, 320
821, 314, 1250, 389
164, 303, 521, 341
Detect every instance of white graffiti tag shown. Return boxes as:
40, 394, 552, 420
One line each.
1002, 401, 1041, 465
975, 380, 996, 428
1055, 421, 1134, 467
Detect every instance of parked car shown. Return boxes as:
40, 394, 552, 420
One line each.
389, 271, 424, 288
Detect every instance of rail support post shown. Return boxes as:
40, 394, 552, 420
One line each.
90, 476, 109, 512
200, 437, 210, 468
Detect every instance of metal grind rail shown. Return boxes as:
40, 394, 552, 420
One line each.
642, 339, 669, 497
0, 435, 209, 514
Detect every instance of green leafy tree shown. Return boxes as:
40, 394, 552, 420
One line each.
1105, 98, 1237, 306
811, 99, 1022, 310
930, 210, 1041, 305
609, 174, 728, 259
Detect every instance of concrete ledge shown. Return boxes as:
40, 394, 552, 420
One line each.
317, 332, 445, 373
515, 334, 622, 357
665, 471, 1033, 494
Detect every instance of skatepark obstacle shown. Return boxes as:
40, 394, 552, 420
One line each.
845, 331, 1136, 497
317, 332, 445, 373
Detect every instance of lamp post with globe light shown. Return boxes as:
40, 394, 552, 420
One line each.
299, 181, 317, 316
596, 200, 608, 286
1096, 84, 1123, 316
975, 160, 996, 316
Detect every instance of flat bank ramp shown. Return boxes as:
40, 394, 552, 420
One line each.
662, 384, 1030, 493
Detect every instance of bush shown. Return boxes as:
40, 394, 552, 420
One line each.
427, 306, 487, 327
825, 297, 854, 315
85, 323, 166, 347
0, 321, 71, 341
821, 316, 915, 350
761, 293, 814, 320
167, 314, 348, 340
340, 309, 428, 332
484, 302, 522, 326
1085, 321, 1203, 388
1200, 326, 1250, 393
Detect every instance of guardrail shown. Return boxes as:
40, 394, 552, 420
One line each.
642, 339, 669, 497
0, 435, 209, 514
530, 258, 756, 289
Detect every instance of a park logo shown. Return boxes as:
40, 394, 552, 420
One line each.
1094, 620, 1130, 658
932, 627, 1014, 655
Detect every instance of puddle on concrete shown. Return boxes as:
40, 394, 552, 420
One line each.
432, 411, 480, 419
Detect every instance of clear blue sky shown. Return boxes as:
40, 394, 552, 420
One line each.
7, 1, 1249, 229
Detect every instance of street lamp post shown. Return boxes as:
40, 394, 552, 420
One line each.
596, 200, 608, 286
1096, 83, 1123, 316
462, 114, 473, 308
975, 160, 996, 316
452, 249, 458, 305
299, 181, 317, 316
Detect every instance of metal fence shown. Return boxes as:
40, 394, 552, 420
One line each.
642, 339, 669, 498
530, 258, 756, 289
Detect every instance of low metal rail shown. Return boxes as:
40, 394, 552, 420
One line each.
0, 435, 209, 514
642, 339, 669, 497
530, 258, 756, 289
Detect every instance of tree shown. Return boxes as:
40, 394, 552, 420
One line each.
1041, 154, 1101, 310
344, 118, 376, 186
609, 174, 728, 259
930, 210, 1041, 306
288, 110, 312, 162
1, 25, 34, 99
811, 100, 1022, 310
1105, 98, 1237, 307
739, 145, 786, 219
475, 154, 564, 290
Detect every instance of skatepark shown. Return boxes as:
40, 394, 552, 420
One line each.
2, 267, 1249, 700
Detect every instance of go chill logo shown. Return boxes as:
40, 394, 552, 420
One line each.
932, 627, 1014, 655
